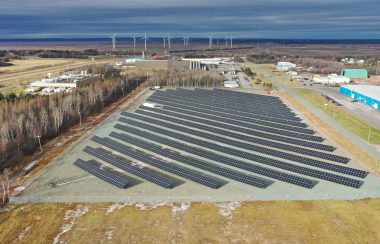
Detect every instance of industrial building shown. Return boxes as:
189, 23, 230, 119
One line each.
135, 60, 192, 70
340, 85, 380, 110
313, 74, 350, 84
341, 69, 368, 79
29, 72, 99, 91
276, 62, 296, 72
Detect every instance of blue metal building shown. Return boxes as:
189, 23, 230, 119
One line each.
340, 85, 380, 111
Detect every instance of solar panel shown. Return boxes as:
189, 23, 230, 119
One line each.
119, 113, 349, 164
74, 159, 128, 188
91, 137, 224, 189
147, 96, 306, 127
83, 145, 175, 188
110, 130, 319, 188
158, 105, 312, 133
114, 122, 368, 188
109, 131, 275, 188
132, 108, 324, 143
150, 91, 300, 120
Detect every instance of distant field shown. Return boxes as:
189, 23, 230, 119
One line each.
1, 200, 379, 243
0, 57, 113, 92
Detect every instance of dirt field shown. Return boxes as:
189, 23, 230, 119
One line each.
1, 199, 380, 243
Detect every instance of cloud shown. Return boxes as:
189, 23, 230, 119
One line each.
0, 0, 379, 38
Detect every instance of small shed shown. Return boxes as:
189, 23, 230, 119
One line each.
340, 69, 368, 79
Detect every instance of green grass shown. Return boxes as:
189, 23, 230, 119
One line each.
1, 87, 25, 95
296, 88, 380, 144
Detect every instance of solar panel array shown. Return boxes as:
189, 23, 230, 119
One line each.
83, 145, 175, 188
114, 122, 365, 188
74, 88, 369, 190
125, 110, 348, 163
91, 137, 223, 189
74, 159, 128, 188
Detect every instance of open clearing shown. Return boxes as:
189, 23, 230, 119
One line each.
1, 199, 380, 243
12, 88, 380, 203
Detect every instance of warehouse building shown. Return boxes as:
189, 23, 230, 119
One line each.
313, 74, 350, 84
340, 85, 380, 110
135, 60, 193, 70
341, 69, 368, 79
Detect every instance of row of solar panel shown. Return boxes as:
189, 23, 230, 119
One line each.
163, 89, 291, 110
116, 119, 365, 179
74, 158, 128, 188
128, 111, 334, 157
137, 106, 331, 152
135, 108, 324, 143
121, 112, 348, 164
83, 145, 175, 188
110, 131, 319, 189
152, 90, 296, 117
155, 89, 296, 116
161, 105, 311, 133
147, 96, 307, 128
110, 131, 274, 188
151, 92, 299, 121
114, 122, 366, 188
141, 105, 314, 136
91, 137, 225, 189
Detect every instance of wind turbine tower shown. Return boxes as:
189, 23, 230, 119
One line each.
133, 34, 137, 56
230, 33, 233, 48
110, 33, 116, 51
208, 34, 213, 49
167, 33, 172, 50
143, 32, 148, 51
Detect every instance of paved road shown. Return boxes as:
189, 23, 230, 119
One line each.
254, 66, 380, 161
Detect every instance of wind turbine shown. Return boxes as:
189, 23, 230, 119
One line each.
208, 34, 213, 49
225, 33, 229, 47
229, 33, 233, 48
163, 35, 166, 49
167, 33, 172, 50
141, 32, 150, 52
109, 33, 116, 51
132, 34, 137, 56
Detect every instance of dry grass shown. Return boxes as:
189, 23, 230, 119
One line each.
1, 200, 380, 243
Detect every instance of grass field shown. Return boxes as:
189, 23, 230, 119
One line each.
1, 200, 379, 243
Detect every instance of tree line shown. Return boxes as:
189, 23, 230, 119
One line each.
147, 69, 223, 87
0, 65, 145, 171
0, 67, 224, 172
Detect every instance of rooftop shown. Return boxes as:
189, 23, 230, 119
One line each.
342, 85, 380, 101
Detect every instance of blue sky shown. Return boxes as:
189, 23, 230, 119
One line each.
1, 0, 380, 39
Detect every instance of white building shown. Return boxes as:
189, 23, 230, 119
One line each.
313, 74, 350, 84
276, 62, 296, 72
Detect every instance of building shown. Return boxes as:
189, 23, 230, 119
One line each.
30, 72, 99, 91
340, 69, 368, 79
135, 60, 192, 70
313, 74, 350, 84
276, 62, 296, 72
340, 85, 380, 110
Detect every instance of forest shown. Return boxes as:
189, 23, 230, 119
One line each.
0, 67, 223, 171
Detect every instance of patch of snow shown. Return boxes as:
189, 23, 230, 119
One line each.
215, 202, 240, 219
105, 203, 133, 215
105, 227, 115, 240
171, 202, 190, 215
135, 202, 167, 210
14, 186, 26, 192
52, 205, 89, 244
15, 226, 31, 241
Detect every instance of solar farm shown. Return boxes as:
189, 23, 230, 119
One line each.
16, 88, 380, 202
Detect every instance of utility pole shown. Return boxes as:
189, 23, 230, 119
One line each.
35, 135, 42, 151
